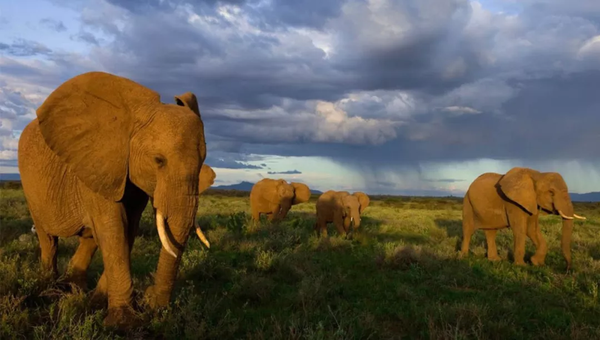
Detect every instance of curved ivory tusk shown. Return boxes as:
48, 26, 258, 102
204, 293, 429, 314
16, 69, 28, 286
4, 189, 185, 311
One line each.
558, 210, 574, 220
195, 223, 211, 249
156, 210, 178, 258
350, 217, 354, 223
573, 213, 587, 220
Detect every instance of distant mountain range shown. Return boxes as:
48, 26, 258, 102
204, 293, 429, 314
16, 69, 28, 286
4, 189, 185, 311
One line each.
2, 173, 599, 201
0, 173, 21, 181
570, 192, 600, 203
212, 181, 323, 194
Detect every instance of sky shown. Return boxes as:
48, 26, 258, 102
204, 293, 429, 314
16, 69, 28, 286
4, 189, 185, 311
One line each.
2, 0, 600, 196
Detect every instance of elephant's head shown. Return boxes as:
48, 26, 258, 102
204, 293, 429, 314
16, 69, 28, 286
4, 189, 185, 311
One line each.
291, 182, 311, 205
340, 193, 362, 231
36, 72, 208, 300
352, 192, 370, 214
275, 180, 295, 211
497, 167, 586, 269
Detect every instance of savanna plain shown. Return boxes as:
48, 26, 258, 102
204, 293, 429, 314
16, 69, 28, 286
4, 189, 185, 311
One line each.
2, 183, 600, 339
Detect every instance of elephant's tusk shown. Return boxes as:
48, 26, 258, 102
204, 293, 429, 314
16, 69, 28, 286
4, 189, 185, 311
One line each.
558, 210, 574, 220
351, 217, 354, 223
195, 223, 211, 249
574, 213, 587, 220
156, 210, 178, 258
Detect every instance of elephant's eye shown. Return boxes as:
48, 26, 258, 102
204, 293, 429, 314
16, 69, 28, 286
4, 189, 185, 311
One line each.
154, 155, 167, 168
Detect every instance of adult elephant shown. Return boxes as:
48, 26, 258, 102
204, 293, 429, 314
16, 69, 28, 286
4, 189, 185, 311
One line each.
250, 179, 311, 222
461, 167, 586, 269
18, 71, 209, 328
315, 191, 370, 238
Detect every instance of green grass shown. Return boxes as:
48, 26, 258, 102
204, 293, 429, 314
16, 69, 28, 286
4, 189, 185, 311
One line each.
2, 188, 600, 339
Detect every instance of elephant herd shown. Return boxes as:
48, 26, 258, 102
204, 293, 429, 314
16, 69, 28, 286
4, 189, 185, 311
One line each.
15, 72, 588, 330
249, 178, 370, 238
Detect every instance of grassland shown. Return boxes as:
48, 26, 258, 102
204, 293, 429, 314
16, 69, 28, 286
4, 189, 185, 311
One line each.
2, 184, 600, 339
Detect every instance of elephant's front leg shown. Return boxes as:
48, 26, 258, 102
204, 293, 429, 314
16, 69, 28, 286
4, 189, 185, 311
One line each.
87, 202, 136, 328
333, 214, 347, 237
92, 195, 147, 307
484, 229, 501, 261
527, 216, 547, 266
511, 225, 528, 266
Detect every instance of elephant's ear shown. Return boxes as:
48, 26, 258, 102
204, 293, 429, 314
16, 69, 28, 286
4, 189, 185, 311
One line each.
498, 167, 537, 214
353, 192, 370, 214
198, 164, 216, 194
36, 72, 160, 201
175, 92, 200, 117
291, 182, 311, 205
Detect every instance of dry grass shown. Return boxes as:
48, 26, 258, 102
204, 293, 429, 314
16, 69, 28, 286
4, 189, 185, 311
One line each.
2, 187, 600, 339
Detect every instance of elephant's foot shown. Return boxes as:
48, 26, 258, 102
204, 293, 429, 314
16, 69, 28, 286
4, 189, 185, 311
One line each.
89, 275, 108, 309
514, 259, 527, 266
62, 272, 89, 291
530, 254, 546, 266
487, 254, 501, 262
144, 285, 171, 309
103, 306, 140, 330
457, 250, 468, 259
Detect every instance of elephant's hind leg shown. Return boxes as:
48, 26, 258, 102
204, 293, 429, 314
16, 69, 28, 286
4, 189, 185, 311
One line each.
65, 232, 98, 290
460, 202, 475, 258
34, 225, 58, 278
484, 229, 501, 261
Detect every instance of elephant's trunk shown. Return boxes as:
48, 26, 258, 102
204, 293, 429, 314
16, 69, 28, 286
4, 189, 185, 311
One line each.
554, 194, 584, 270
147, 193, 199, 307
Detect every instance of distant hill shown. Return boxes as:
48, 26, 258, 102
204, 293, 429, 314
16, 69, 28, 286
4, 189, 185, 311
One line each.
570, 192, 600, 202
1, 172, 598, 201
212, 181, 323, 194
0, 173, 20, 181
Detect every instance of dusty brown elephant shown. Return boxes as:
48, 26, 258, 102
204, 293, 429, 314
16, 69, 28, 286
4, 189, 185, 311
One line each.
249, 178, 311, 222
315, 190, 370, 238
461, 167, 586, 269
18, 71, 209, 329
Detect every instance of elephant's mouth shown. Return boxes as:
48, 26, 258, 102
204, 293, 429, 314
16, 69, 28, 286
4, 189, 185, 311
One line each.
156, 210, 211, 259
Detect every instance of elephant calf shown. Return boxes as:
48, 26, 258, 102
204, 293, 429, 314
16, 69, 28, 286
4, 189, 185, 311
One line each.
249, 178, 311, 222
315, 190, 370, 238
461, 167, 585, 269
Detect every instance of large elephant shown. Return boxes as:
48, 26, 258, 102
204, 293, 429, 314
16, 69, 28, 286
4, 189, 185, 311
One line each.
315, 190, 370, 238
249, 178, 311, 222
18, 71, 209, 328
461, 167, 586, 269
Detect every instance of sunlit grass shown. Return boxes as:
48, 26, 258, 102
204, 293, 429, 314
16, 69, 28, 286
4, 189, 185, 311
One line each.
2, 187, 600, 338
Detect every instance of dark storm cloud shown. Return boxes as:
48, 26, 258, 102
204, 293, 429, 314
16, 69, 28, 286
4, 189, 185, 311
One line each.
71, 31, 100, 45
267, 170, 302, 175
205, 151, 264, 169
40, 18, 67, 32
4, 0, 600, 184
0, 39, 52, 57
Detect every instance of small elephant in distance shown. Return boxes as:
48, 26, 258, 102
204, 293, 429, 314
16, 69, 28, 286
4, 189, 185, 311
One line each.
250, 178, 311, 222
315, 190, 370, 238
461, 167, 586, 269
